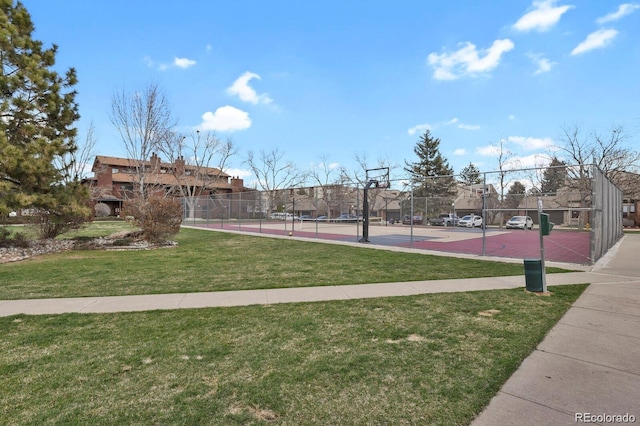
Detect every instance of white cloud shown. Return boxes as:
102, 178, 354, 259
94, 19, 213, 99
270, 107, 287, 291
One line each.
476, 145, 500, 156
453, 148, 467, 155
174, 57, 196, 69
476, 145, 522, 170
512, 154, 549, 168
527, 53, 556, 74
571, 28, 618, 55
513, 0, 574, 32
409, 119, 478, 134
508, 136, 555, 151
223, 168, 253, 179
408, 123, 431, 135
596, 3, 640, 24
444, 117, 479, 130
508, 114, 516, 120
144, 56, 196, 70
458, 123, 481, 130
227, 71, 273, 105
199, 106, 251, 132
427, 39, 514, 80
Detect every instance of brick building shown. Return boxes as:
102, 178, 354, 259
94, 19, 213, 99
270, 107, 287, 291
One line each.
86, 153, 245, 217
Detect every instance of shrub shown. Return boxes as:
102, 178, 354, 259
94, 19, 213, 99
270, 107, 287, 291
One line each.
123, 197, 183, 243
0, 227, 11, 247
37, 209, 90, 240
11, 232, 30, 248
94, 203, 111, 218
0, 228, 31, 248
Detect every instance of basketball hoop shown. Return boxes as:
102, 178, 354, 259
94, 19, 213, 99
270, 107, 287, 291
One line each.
360, 167, 391, 243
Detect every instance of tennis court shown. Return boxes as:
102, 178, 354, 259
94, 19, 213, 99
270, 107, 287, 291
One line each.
190, 220, 591, 265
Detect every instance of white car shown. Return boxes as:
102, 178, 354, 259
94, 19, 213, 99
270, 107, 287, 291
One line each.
506, 215, 533, 230
457, 214, 483, 228
270, 212, 299, 221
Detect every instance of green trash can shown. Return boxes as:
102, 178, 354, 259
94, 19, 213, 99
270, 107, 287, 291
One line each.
524, 259, 543, 292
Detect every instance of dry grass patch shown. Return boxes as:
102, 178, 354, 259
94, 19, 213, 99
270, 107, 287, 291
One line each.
478, 309, 501, 317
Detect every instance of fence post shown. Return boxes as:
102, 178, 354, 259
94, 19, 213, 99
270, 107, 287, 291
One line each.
482, 172, 487, 256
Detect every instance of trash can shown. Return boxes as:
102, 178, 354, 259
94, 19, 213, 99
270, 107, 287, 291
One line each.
524, 259, 543, 292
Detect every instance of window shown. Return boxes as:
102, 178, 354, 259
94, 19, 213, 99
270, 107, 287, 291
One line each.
112, 168, 119, 173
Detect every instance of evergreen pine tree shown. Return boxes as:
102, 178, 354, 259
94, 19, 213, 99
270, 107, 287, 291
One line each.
505, 181, 526, 209
1, 1, 89, 234
459, 162, 481, 185
540, 157, 567, 195
404, 130, 455, 198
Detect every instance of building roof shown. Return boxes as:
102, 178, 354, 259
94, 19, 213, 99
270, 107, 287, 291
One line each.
93, 155, 230, 178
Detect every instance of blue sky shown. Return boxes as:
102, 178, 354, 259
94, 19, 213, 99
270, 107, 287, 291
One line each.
24, 0, 640, 183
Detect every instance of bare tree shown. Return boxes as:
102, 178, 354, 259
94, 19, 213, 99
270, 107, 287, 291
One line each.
308, 156, 342, 217
52, 122, 110, 220
158, 130, 237, 219
55, 121, 98, 183
346, 153, 395, 186
493, 138, 519, 202
494, 138, 521, 226
245, 149, 308, 215
559, 124, 639, 178
341, 153, 396, 218
558, 124, 640, 228
477, 138, 522, 226
109, 84, 176, 199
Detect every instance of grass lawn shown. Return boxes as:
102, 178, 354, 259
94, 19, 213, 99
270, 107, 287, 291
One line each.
0, 226, 569, 300
0, 284, 587, 425
1, 220, 131, 240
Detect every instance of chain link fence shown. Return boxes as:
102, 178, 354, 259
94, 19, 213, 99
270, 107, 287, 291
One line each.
182, 163, 622, 265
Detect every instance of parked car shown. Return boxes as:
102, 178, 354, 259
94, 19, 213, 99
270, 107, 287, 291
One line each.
270, 212, 299, 221
299, 215, 314, 221
506, 215, 533, 230
457, 214, 483, 228
402, 215, 424, 225
333, 214, 358, 223
429, 213, 459, 226
316, 215, 328, 222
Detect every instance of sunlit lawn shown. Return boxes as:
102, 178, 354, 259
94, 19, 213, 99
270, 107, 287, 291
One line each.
0, 284, 586, 425
0, 225, 569, 300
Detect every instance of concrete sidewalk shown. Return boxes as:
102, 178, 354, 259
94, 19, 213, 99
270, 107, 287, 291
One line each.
0, 271, 634, 317
472, 234, 640, 425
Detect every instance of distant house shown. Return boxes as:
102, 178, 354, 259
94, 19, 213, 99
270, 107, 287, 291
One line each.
613, 171, 640, 227
85, 153, 246, 217
268, 182, 500, 224
511, 170, 640, 228
516, 191, 580, 226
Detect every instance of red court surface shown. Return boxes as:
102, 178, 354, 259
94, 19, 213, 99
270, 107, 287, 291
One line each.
190, 221, 592, 265
397, 229, 591, 264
